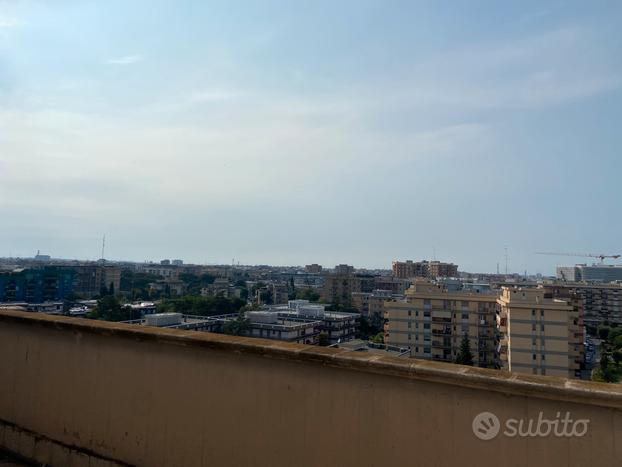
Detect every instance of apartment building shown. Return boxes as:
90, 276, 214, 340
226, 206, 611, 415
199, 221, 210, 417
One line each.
70, 265, 121, 297
0, 267, 75, 303
496, 287, 583, 378
392, 260, 458, 279
304, 264, 323, 274
544, 282, 622, 327
321, 268, 374, 305
384, 281, 497, 367
352, 289, 403, 319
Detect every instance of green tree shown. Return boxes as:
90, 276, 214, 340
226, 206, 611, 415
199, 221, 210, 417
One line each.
295, 288, 320, 302
612, 350, 622, 366
597, 353, 619, 383
223, 311, 250, 336
598, 326, 610, 341
455, 334, 474, 366
88, 296, 130, 322
370, 332, 384, 344
318, 332, 330, 347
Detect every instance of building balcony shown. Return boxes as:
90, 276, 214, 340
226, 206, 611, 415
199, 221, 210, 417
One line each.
0, 309, 621, 467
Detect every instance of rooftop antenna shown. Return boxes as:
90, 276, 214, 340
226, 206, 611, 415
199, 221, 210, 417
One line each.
433, 247, 436, 261
504, 247, 508, 275
496, 262, 499, 275
101, 234, 106, 260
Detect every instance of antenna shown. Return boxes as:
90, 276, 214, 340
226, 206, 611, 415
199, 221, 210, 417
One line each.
101, 234, 106, 260
504, 247, 508, 275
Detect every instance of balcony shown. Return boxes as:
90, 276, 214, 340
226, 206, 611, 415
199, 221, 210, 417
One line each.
0, 309, 621, 467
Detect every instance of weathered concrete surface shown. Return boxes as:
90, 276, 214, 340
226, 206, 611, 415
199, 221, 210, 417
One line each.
0, 309, 621, 467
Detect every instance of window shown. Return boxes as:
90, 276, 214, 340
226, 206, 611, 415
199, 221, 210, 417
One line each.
407, 321, 411, 328
408, 333, 411, 340
461, 313, 469, 320
532, 354, 536, 360
424, 323, 430, 329
532, 323, 536, 331
408, 310, 411, 316
531, 309, 535, 317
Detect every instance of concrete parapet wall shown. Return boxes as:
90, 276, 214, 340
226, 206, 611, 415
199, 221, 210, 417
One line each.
0, 310, 620, 467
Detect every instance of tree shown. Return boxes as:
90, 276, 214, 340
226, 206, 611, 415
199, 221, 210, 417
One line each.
598, 326, 610, 341
612, 350, 622, 366
223, 311, 250, 336
88, 296, 130, 322
370, 332, 384, 344
318, 332, 330, 347
597, 352, 619, 383
455, 333, 474, 366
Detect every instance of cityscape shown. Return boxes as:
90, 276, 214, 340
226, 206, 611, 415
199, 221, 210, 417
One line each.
1, 1, 622, 466
2, 252, 622, 381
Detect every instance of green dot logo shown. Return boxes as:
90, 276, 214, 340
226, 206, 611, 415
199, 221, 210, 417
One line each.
472, 412, 501, 440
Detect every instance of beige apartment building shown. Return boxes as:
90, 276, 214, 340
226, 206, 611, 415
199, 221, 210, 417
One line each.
384, 281, 497, 367
497, 287, 583, 378
352, 290, 402, 319
392, 260, 458, 279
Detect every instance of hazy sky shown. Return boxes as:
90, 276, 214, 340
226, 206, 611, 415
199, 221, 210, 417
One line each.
1, 1, 621, 273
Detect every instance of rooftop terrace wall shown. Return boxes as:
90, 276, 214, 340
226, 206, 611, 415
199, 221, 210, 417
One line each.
0, 309, 621, 467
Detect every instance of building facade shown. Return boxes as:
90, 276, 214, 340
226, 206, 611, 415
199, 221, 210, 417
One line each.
392, 260, 458, 279
384, 281, 497, 367
496, 287, 584, 379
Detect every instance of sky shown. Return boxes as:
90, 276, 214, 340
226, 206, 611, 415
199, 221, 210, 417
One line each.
1, 0, 621, 274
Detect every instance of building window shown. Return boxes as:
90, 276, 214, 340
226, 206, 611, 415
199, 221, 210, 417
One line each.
408, 334, 412, 340
532, 354, 536, 360
408, 321, 412, 328
424, 323, 430, 329
408, 310, 412, 316
461, 313, 469, 320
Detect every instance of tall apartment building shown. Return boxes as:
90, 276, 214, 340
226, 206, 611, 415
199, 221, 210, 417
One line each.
334, 264, 354, 275
321, 266, 374, 305
496, 287, 583, 379
0, 267, 75, 303
70, 265, 122, 297
304, 264, 323, 274
544, 282, 622, 327
384, 281, 497, 367
392, 260, 458, 279
428, 261, 459, 278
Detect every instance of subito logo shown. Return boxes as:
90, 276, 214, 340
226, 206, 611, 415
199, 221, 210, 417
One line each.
472, 412, 501, 440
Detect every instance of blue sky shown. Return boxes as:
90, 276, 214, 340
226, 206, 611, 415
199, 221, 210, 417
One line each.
1, 1, 621, 273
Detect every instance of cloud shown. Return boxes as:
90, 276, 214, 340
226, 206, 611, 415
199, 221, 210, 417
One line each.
106, 54, 144, 65
0, 17, 20, 28
190, 90, 240, 103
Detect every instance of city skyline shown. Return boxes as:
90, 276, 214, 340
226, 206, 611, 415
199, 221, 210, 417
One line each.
1, 1, 621, 274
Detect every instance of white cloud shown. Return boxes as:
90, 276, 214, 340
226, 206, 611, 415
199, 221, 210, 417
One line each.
190, 90, 241, 103
0, 17, 20, 28
106, 54, 144, 65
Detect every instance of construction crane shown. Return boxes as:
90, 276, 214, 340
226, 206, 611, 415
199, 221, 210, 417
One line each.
535, 252, 621, 264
